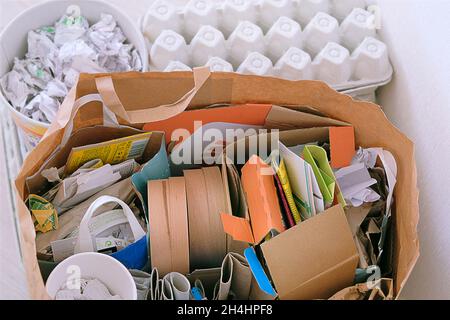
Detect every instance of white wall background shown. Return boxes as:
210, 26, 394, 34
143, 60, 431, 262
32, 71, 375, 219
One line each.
374, 0, 450, 299
1, 0, 449, 299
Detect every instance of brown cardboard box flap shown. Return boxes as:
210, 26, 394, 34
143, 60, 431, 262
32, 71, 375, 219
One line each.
261, 205, 359, 300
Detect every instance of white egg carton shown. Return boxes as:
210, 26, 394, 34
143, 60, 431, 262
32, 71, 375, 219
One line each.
140, 0, 392, 95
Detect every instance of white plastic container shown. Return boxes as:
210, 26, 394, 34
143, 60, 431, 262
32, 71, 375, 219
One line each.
274, 47, 313, 80
140, 0, 393, 101
352, 36, 390, 80
340, 8, 377, 51
237, 52, 273, 76
259, 0, 295, 32
164, 61, 193, 72
142, 0, 181, 43
150, 30, 190, 70
190, 25, 227, 67
296, 0, 331, 27
0, 0, 147, 150
303, 12, 340, 57
331, 0, 366, 22
313, 42, 351, 85
46, 252, 137, 300
205, 56, 234, 72
183, 0, 219, 42
228, 21, 265, 68
221, 0, 257, 38
265, 16, 303, 62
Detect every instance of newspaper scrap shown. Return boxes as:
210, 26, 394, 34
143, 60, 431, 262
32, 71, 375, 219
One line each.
0, 6, 142, 124
28, 194, 58, 233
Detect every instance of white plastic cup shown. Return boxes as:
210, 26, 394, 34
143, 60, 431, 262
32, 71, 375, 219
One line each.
183, 0, 219, 42
352, 36, 389, 80
331, 0, 366, 22
274, 47, 313, 80
228, 21, 265, 68
46, 252, 137, 300
221, 0, 257, 38
340, 8, 377, 51
313, 42, 351, 85
164, 60, 193, 72
190, 25, 227, 66
296, 0, 331, 27
237, 52, 273, 76
0, 0, 147, 150
142, 0, 181, 43
150, 30, 189, 70
259, 0, 295, 33
205, 56, 234, 72
303, 12, 340, 57
265, 16, 303, 62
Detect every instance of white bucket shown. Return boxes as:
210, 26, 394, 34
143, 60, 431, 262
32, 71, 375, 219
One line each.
46, 252, 137, 300
0, 0, 148, 150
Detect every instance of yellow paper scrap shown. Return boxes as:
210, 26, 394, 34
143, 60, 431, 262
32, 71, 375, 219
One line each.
28, 194, 58, 233
65, 132, 152, 174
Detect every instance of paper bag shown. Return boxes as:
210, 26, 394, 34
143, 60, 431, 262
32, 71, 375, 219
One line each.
15, 68, 418, 299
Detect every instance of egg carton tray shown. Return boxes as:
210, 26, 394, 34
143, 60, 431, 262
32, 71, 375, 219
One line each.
140, 0, 392, 93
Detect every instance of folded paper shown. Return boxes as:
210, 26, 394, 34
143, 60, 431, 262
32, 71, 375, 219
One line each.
279, 142, 324, 220
302, 145, 345, 206
221, 155, 285, 244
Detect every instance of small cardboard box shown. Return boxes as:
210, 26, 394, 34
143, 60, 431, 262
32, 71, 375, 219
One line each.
256, 205, 359, 300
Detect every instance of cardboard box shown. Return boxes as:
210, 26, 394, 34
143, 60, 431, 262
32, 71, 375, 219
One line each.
258, 205, 359, 300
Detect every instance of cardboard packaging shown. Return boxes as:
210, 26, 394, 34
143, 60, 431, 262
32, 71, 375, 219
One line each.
15, 68, 419, 299
221, 154, 359, 300
258, 205, 359, 300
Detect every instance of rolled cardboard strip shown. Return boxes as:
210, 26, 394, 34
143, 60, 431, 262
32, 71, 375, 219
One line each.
184, 167, 228, 270
148, 177, 189, 276
163, 272, 191, 300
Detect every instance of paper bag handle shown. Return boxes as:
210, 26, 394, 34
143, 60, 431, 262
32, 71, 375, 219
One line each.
95, 67, 211, 124
59, 94, 120, 146
74, 195, 146, 253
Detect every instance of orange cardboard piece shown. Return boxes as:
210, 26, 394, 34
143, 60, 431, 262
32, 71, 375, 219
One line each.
242, 156, 286, 243
220, 213, 255, 244
143, 104, 272, 143
329, 126, 355, 168
148, 177, 189, 276
222, 155, 286, 244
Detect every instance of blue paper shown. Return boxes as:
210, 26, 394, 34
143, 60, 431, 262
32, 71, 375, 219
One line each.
131, 136, 170, 212
244, 247, 277, 297
111, 235, 148, 270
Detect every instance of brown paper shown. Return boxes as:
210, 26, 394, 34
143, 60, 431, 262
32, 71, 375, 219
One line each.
35, 177, 135, 256
14, 71, 419, 299
329, 278, 394, 300
261, 205, 359, 300
148, 177, 189, 276
214, 253, 252, 300
184, 167, 228, 270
